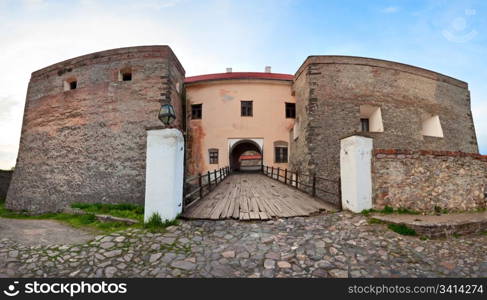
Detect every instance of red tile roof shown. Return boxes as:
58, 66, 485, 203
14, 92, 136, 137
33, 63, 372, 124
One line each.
185, 72, 294, 84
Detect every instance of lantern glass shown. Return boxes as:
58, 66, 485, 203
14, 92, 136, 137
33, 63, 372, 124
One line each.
158, 103, 176, 125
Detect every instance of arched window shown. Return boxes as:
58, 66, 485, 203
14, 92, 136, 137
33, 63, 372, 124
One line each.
274, 141, 288, 163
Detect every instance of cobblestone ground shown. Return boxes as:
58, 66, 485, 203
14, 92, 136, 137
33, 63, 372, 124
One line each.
0, 212, 486, 278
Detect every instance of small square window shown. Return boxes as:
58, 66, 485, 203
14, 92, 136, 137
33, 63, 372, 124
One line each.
275, 147, 288, 163
209, 149, 218, 164
122, 72, 132, 81
191, 104, 202, 119
285, 102, 296, 118
241, 101, 253, 117
64, 78, 77, 91
118, 68, 132, 82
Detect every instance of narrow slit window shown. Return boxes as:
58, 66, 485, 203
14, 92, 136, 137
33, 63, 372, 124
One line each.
359, 105, 383, 132
241, 101, 253, 117
285, 102, 296, 118
360, 118, 369, 132
209, 149, 219, 164
191, 104, 202, 119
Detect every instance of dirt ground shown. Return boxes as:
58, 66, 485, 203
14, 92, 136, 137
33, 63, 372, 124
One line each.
0, 217, 94, 246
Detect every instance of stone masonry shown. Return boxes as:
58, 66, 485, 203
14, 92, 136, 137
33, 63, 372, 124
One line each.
372, 149, 487, 212
6, 46, 185, 213
290, 56, 479, 189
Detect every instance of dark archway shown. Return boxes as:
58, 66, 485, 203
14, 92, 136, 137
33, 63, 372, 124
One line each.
229, 140, 262, 172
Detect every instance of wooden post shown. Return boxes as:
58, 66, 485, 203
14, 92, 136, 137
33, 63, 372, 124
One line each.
312, 173, 316, 197
284, 169, 288, 185
213, 169, 217, 184
198, 173, 203, 199
271, 166, 274, 179
295, 171, 299, 189
219, 168, 222, 181
277, 167, 280, 181
207, 171, 212, 192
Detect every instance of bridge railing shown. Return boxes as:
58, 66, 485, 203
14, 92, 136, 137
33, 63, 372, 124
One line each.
261, 165, 342, 210
183, 166, 231, 211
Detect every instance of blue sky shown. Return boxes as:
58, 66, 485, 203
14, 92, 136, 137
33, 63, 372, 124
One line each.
0, 0, 486, 168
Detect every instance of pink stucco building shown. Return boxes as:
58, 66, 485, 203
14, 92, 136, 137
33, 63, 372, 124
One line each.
185, 69, 295, 175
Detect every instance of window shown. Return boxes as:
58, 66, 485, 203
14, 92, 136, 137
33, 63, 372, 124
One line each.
118, 68, 132, 81
285, 102, 296, 118
360, 118, 369, 132
64, 78, 77, 91
421, 115, 443, 138
359, 105, 383, 132
241, 101, 253, 116
191, 104, 202, 119
209, 149, 218, 164
274, 141, 288, 163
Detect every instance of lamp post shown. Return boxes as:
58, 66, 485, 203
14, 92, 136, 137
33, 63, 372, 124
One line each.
158, 103, 176, 126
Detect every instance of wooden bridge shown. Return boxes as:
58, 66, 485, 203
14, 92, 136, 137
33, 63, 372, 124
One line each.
182, 173, 335, 220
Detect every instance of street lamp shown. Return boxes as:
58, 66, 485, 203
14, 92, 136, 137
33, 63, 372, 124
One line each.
158, 103, 176, 126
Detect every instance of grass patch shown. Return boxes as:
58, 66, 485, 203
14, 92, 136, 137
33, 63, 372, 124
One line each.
0, 202, 137, 233
368, 218, 385, 224
71, 203, 144, 222
0, 201, 182, 233
144, 212, 179, 232
388, 223, 417, 236
361, 206, 419, 216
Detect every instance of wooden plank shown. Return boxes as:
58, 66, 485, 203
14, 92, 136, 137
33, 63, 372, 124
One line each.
259, 211, 270, 220
249, 212, 260, 219
239, 212, 250, 220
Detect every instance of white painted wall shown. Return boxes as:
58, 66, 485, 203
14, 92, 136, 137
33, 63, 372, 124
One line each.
340, 135, 373, 213
144, 128, 185, 222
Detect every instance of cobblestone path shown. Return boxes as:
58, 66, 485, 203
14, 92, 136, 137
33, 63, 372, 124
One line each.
1, 212, 486, 278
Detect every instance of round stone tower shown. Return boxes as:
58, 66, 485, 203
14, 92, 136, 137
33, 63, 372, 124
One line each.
6, 46, 185, 213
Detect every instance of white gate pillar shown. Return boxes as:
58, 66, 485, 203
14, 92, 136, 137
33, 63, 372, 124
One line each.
144, 128, 185, 222
340, 135, 373, 213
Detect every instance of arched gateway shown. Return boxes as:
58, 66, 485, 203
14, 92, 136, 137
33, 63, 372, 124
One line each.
228, 139, 263, 172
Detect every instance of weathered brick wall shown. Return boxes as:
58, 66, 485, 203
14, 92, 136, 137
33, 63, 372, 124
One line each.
6, 46, 185, 213
372, 149, 487, 212
290, 56, 479, 187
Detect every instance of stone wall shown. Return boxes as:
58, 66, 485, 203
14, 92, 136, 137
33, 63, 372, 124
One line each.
6, 46, 185, 213
0, 170, 13, 200
290, 56, 479, 192
372, 149, 487, 212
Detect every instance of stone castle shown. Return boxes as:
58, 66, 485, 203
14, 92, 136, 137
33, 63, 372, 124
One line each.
6, 45, 485, 213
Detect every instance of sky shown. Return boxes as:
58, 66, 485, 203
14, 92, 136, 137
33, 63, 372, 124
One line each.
0, 0, 486, 169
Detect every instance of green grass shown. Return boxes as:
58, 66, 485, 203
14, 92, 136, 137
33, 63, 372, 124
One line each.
368, 218, 385, 224
71, 202, 144, 222
361, 206, 420, 216
143, 212, 179, 232
0, 201, 140, 233
388, 223, 417, 236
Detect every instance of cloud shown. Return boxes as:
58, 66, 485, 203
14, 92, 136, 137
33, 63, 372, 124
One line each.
381, 6, 400, 14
